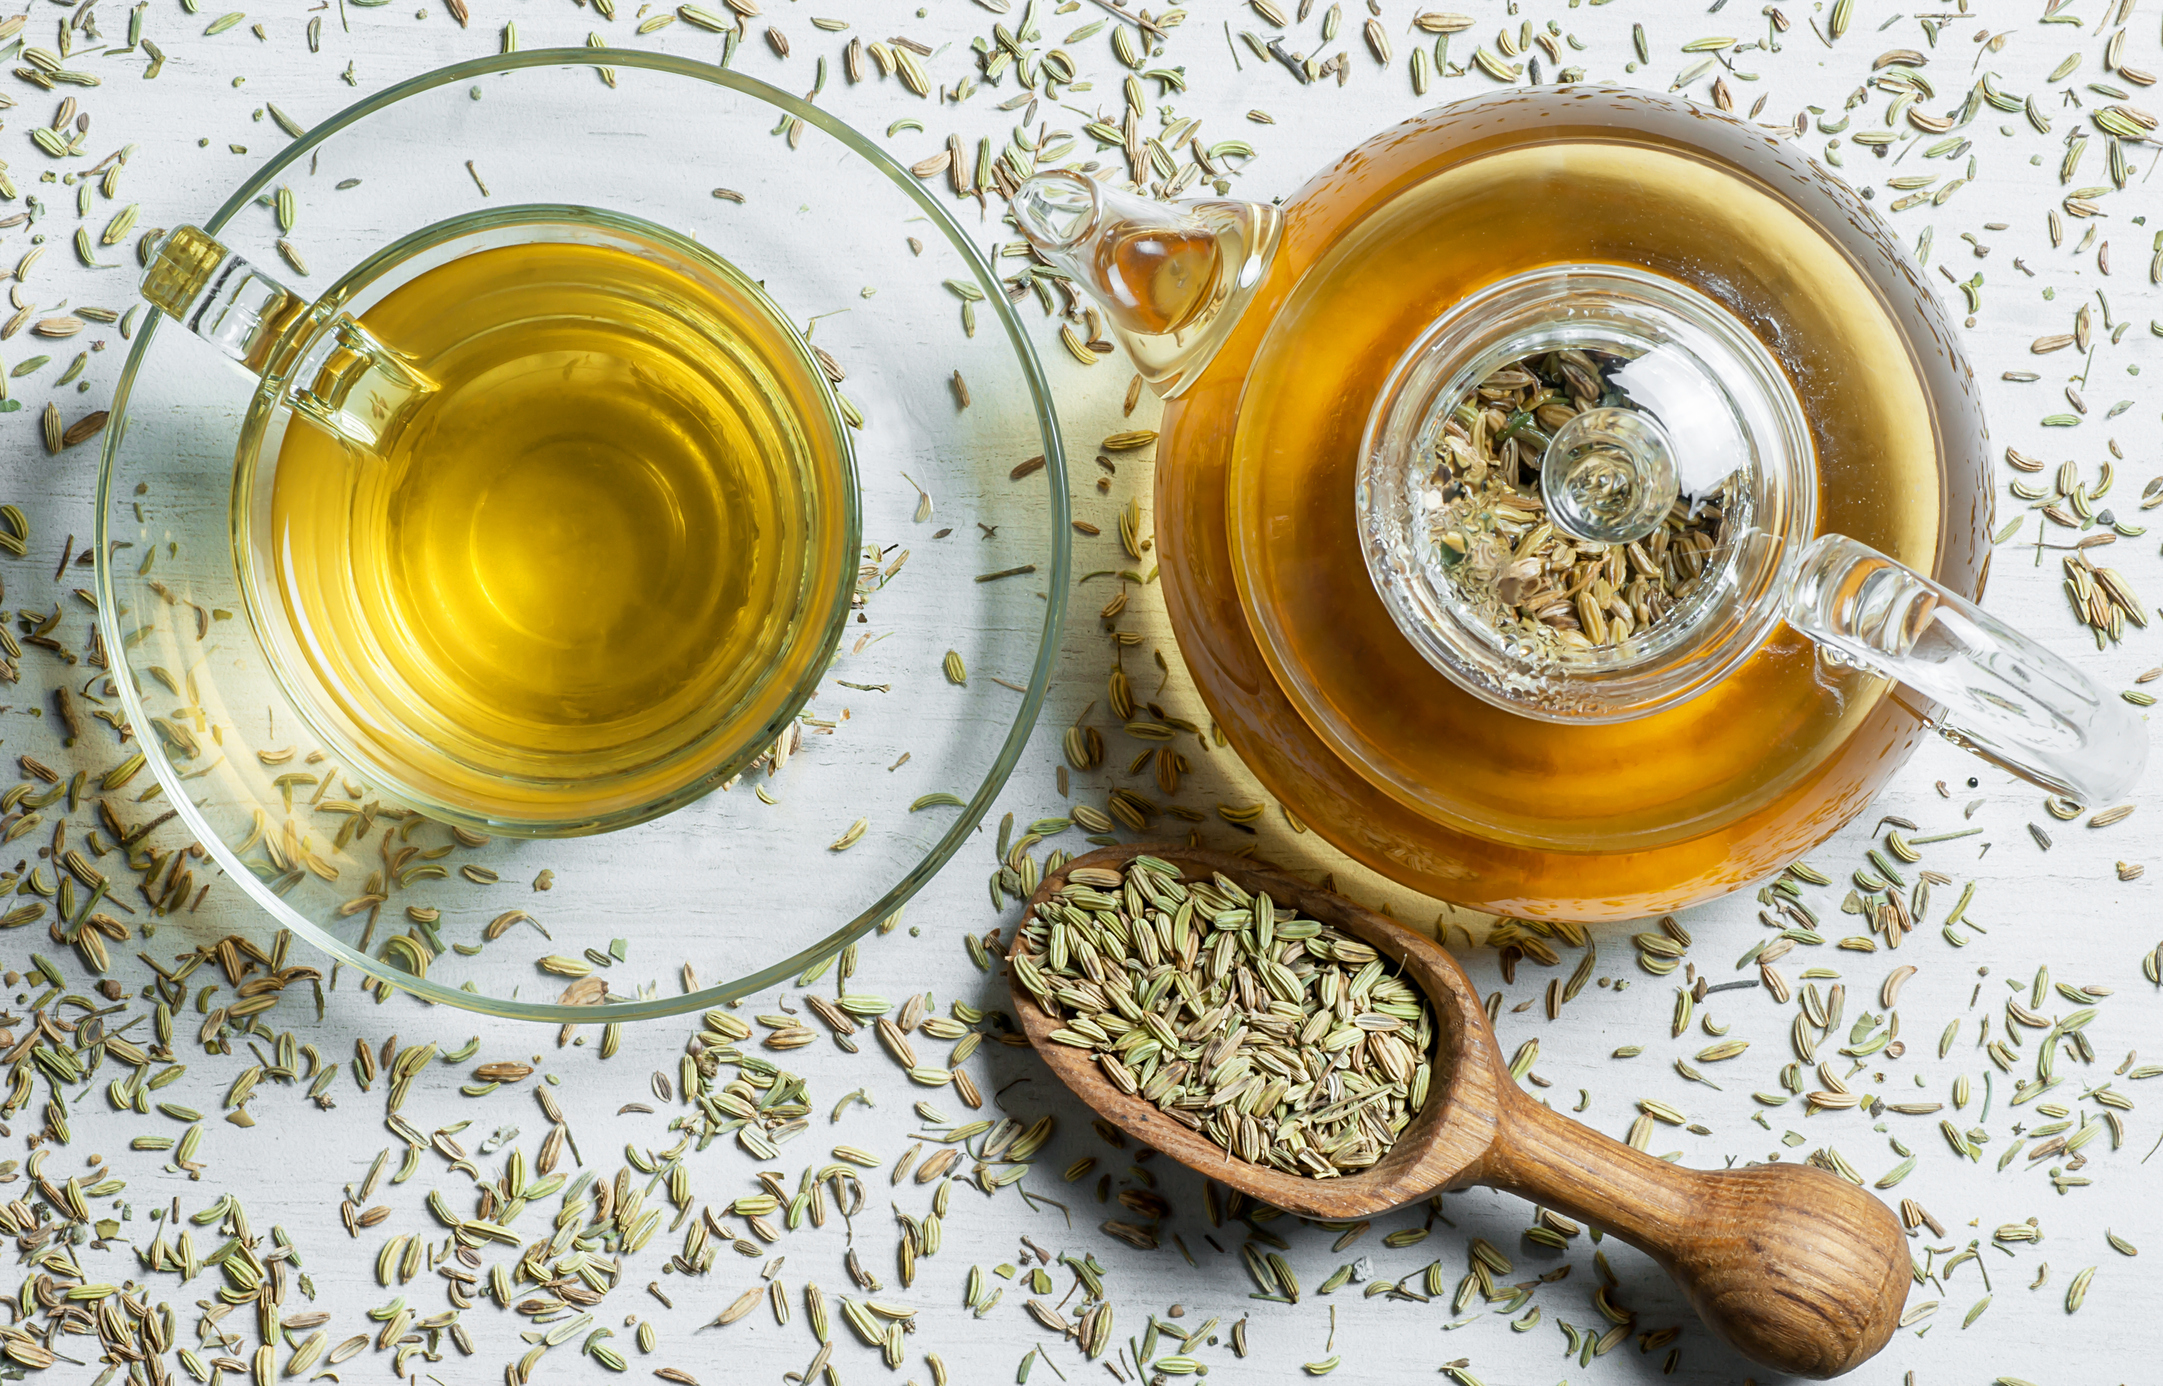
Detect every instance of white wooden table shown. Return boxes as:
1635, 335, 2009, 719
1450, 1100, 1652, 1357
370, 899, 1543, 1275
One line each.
6, 1, 2157, 1383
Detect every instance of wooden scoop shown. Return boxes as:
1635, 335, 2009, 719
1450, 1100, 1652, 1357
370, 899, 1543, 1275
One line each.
1009, 844, 1909, 1379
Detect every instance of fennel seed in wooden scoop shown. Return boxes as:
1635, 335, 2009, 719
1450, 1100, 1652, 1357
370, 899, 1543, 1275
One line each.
1010, 852, 1434, 1176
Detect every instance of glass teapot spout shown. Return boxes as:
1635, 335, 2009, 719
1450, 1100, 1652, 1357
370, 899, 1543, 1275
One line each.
140, 225, 434, 453
1011, 170, 1280, 398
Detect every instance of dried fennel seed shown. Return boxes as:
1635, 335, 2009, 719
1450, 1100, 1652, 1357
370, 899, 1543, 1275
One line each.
1423, 350, 1730, 655
1013, 856, 1435, 1177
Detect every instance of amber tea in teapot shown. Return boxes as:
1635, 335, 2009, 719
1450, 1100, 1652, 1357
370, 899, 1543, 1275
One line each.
1018, 87, 2145, 920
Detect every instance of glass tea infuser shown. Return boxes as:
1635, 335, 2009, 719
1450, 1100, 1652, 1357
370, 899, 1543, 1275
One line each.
99, 52, 1070, 1020
1016, 85, 2147, 921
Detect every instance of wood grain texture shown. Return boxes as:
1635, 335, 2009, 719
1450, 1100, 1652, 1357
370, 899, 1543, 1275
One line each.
1011, 842, 1909, 1379
1468, 1088, 1911, 1378
4, 13, 2148, 1386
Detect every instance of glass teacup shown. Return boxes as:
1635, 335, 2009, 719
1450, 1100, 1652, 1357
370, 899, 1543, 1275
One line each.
145, 206, 859, 837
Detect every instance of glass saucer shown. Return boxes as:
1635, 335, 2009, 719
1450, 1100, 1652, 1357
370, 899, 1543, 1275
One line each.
95, 51, 1069, 1021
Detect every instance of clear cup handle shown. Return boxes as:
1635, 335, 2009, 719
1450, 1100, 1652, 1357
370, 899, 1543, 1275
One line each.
139, 224, 434, 452
1787, 533, 2148, 804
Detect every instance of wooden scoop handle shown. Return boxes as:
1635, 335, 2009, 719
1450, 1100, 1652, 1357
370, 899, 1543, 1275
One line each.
1471, 1087, 1910, 1379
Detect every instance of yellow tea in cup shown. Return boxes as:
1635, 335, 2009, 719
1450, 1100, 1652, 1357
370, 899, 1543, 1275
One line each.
250, 218, 856, 834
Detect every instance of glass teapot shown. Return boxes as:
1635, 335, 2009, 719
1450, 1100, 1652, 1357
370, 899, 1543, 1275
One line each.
1015, 85, 2146, 921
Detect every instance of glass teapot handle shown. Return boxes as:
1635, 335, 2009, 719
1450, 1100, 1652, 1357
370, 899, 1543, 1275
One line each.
139, 225, 434, 452
1787, 533, 2147, 804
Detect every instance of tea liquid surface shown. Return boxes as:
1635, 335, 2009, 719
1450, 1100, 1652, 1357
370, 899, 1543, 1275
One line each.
267, 239, 848, 820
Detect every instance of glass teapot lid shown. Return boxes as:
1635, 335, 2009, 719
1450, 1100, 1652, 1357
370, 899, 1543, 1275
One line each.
1358, 264, 1812, 723
1352, 261, 2141, 804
